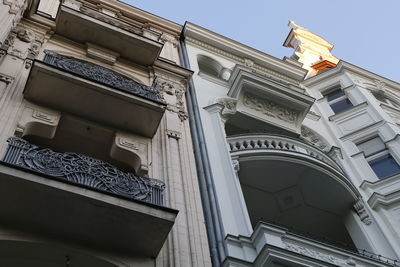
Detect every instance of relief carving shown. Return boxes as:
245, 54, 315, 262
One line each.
354, 199, 372, 225
243, 92, 298, 123
217, 97, 237, 122
3, 0, 23, 14
284, 243, 346, 266
154, 76, 188, 121
300, 125, 328, 151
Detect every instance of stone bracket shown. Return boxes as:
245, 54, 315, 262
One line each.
111, 132, 150, 176
16, 103, 60, 139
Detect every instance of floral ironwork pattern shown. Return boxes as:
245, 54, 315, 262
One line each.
43, 50, 163, 102
3, 137, 165, 205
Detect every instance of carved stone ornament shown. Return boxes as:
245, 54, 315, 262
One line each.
300, 125, 328, 151
0, 73, 13, 84
43, 50, 163, 102
243, 92, 298, 123
0, 26, 44, 66
354, 199, 372, 225
217, 97, 237, 121
153, 76, 188, 121
232, 158, 240, 173
3, 0, 23, 14
374, 79, 386, 91
284, 242, 347, 266
159, 33, 178, 47
3, 137, 165, 205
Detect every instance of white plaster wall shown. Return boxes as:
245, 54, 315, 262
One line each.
186, 44, 253, 237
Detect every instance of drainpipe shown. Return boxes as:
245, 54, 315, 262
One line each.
179, 32, 226, 266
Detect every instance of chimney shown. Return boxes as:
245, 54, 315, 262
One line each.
283, 20, 339, 77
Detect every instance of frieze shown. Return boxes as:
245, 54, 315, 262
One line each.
284, 242, 347, 266
185, 37, 299, 85
43, 50, 163, 102
243, 92, 298, 123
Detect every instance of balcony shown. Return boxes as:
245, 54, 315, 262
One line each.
24, 51, 165, 137
227, 134, 361, 249
228, 134, 343, 173
225, 222, 399, 266
0, 137, 177, 257
56, 4, 163, 66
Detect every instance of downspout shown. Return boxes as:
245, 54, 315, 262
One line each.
179, 32, 226, 266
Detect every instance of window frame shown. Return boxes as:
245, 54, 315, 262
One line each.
324, 87, 353, 114
356, 136, 400, 179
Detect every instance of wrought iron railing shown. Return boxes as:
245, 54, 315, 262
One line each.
2, 137, 165, 206
227, 134, 343, 173
261, 221, 400, 266
42, 50, 164, 103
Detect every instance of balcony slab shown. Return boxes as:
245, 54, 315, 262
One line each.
0, 162, 177, 257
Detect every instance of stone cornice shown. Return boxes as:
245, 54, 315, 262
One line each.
183, 22, 307, 83
368, 190, 400, 210
304, 61, 400, 91
81, 0, 182, 36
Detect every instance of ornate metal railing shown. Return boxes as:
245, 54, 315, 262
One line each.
2, 137, 165, 206
227, 134, 343, 173
42, 50, 163, 103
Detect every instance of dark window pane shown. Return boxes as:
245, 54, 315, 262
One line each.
370, 154, 400, 179
326, 89, 345, 101
330, 98, 353, 114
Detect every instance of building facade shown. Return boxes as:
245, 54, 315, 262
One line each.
182, 21, 400, 266
0, 0, 211, 266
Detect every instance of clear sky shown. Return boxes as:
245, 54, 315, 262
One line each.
123, 0, 399, 83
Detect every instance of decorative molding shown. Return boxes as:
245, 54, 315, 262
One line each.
283, 242, 347, 266
185, 37, 300, 85
232, 158, 240, 173
0, 73, 13, 84
243, 92, 298, 123
43, 50, 163, 102
116, 136, 139, 151
354, 199, 372, 225
300, 125, 328, 151
4, 137, 164, 205
216, 97, 237, 122
3, 0, 23, 14
153, 76, 187, 121
79, 6, 144, 36
368, 190, 400, 210
166, 129, 181, 139
159, 33, 178, 47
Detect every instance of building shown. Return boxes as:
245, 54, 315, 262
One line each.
0, 0, 211, 266
182, 21, 400, 266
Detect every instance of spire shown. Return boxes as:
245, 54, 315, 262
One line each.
283, 20, 339, 77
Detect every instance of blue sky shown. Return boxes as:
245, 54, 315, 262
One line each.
124, 0, 399, 83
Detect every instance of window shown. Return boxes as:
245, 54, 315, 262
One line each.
325, 88, 353, 114
357, 137, 400, 179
